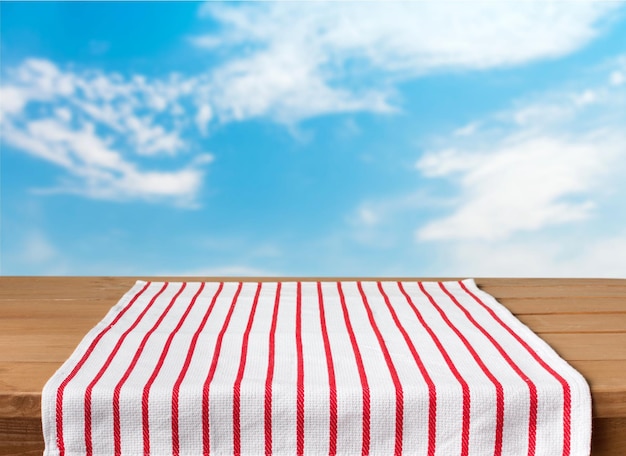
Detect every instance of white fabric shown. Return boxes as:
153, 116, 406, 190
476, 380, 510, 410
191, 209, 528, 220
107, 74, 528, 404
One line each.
42, 279, 591, 455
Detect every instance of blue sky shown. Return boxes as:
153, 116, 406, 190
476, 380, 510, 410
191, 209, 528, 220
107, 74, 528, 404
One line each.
1, 1, 625, 277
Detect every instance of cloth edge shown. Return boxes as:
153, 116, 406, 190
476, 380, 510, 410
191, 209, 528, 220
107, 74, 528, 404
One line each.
460, 278, 592, 455
41, 280, 149, 455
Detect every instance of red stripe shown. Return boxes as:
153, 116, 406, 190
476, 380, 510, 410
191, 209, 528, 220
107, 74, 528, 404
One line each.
357, 282, 404, 455
84, 282, 168, 456
432, 282, 507, 456
202, 282, 244, 455
419, 282, 509, 455
171, 283, 224, 456
295, 282, 305, 456
317, 282, 338, 456
142, 283, 206, 455
399, 282, 471, 456
264, 283, 282, 456
383, 282, 438, 456
55, 281, 150, 456
459, 281, 571, 456
233, 283, 263, 456
112, 283, 187, 455
337, 282, 370, 455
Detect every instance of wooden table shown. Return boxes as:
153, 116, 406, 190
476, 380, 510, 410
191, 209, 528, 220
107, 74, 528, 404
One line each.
1, 277, 625, 455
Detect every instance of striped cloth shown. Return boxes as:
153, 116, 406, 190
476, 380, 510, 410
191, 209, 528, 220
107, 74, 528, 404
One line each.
42, 279, 591, 456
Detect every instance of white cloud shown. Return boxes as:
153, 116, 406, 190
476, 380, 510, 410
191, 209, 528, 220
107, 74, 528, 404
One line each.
0, 58, 74, 120
188, 2, 620, 123
414, 56, 626, 256
357, 207, 379, 226
453, 122, 480, 137
0, 86, 28, 116
115, 168, 202, 200
610, 70, 625, 86
1, 59, 211, 205
199, 2, 619, 71
3, 121, 74, 167
207, 43, 392, 123
54, 107, 72, 122
404, 59, 626, 277
573, 89, 597, 106
16, 58, 75, 96
28, 119, 124, 169
195, 104, 213, 135
125, 115, 184, 155
2, 3, 622, 207
188, 35, 222, 50
3, 114, 205, 205
416, 133, 619, 241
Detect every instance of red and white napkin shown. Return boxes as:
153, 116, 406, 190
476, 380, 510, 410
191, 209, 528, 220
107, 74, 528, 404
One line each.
43, 279, 591, 455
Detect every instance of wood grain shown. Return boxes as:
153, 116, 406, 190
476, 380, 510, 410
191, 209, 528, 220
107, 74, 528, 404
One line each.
0, 418, 43, 456
591, 418, 626, 456
516, 313, 626, 333
539, 333, 626, 361
1, 276, 624, 455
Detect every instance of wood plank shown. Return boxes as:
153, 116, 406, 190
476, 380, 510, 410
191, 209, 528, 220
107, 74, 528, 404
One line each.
2, 276, 625, 298
539, 333, 626, 361
517, 313, 626, 333
0, 277, 135, 299
0, 363, 60, 404
474, 277, 626, 288
0, 299, 114, 320
592, 417, 626, 456
3, 295, 625, 320
0, 394, 41, 422
498, 296, 626, 315
590, 390, 626, 420
0, 318, 108, 336
0, 418, 43, 456
1, 277, 625, 453
0, 335, 87, 363
570, 360, 626, 390
569, 360, 626, 418
479, 284, 626, 299
8, 297, 616, 320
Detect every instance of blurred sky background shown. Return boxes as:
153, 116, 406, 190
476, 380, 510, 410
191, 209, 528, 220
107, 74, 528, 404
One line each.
1, 1, 625, 277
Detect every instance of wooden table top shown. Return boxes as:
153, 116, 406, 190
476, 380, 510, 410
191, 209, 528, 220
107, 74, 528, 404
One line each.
1, 277, 625, 455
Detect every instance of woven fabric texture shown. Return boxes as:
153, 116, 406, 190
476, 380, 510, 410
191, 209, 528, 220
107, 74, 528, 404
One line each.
42, 279, 591, 455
